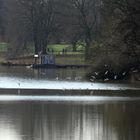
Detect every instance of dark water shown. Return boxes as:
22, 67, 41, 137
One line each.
0, 66, 87, 81
0, 101, 140, 140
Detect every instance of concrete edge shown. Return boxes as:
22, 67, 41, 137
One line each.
0, 88, 140, 96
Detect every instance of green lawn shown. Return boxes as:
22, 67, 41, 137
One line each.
0, 42, 9, 52
48, 44, 69, 52
48, 44, 84, 55
0, 42, 87, 65
24, 44, 71, 54
0, 42, 85, 55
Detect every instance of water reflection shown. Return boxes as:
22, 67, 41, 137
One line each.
0, 113, 22, 140
0, 125, 21, 140
0, 66, 87, 81
0, 102, 140, 140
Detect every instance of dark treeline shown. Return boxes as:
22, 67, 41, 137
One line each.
0, 0, 4, 39
0, 0, 140, 66
88, 0, 140, 80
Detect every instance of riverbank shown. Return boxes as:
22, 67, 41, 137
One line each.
0, 53, 86, 65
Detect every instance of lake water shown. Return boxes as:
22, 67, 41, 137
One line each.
0, 101, 140, 140
0, 66, 140, 140
0, 66, 139, 90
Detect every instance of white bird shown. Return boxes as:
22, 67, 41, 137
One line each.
114, 75, 118, 80
122, 72, 126, 75
91, 75, 96, 79
26, 65, 32, 69
90, 75, 96, 82
104, 78, 109, 82
95, 72, 99, 76
105, 71, 108, 75
90, 78, 95, 82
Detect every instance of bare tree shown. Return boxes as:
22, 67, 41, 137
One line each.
3, 0, 59, 56
0, 0, 5, 40
116, 0, 140, 65
3, 0, 103, 58
18, 0, 60, 54
2, 0, 31, 57
69, 0, 98, 59
102, 0, 140, 65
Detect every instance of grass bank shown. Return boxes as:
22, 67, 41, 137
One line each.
0, 42, 86, 65
0, 54, 86, 65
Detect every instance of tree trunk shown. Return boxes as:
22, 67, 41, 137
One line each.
131, 45, 140, 65
72, 42, 77, 52
41, 38, 48, 54
34, 35, 39, 54
85, 41, 90, 60
85, 32, 92, 60
42, 45, 47, 54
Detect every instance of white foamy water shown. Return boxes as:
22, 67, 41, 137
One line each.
0, 95, 140, 102
0, 76, 139, 90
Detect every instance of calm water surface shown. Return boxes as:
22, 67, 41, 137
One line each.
0, 101, 140, 140
0, 66, 87, 80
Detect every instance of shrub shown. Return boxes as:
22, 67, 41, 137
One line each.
88, 53, 139, 81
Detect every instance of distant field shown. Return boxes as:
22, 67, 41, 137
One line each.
48, 44, 69, 52
0, 42, 86, 65
24, 44, 84, 54
0, 42, 9, 52
0, 42, 84, 54
47, 44, 84, 55
48, 44, 84, 54
22, 44, 71, 54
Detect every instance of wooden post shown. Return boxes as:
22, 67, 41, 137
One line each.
34, 54, 39, 64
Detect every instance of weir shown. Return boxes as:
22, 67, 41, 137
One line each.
0, 88, 140, 97
1, 95, 140, 102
